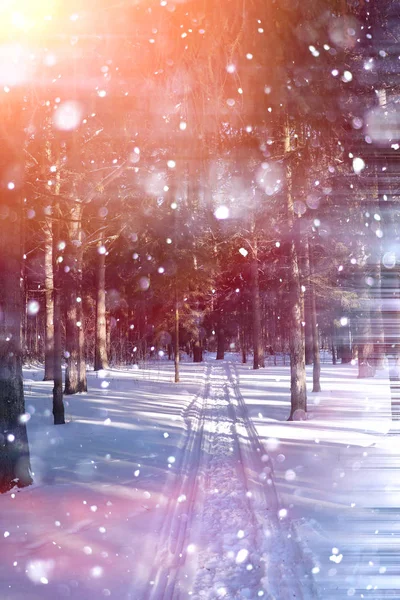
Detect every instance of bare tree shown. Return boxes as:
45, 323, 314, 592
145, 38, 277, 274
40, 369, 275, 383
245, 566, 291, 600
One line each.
0, 111, 32, 490
284, 120, 307, 419
94, 229, 109, 370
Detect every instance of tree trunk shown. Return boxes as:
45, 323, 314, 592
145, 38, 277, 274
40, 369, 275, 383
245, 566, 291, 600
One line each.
52, 200, 65, 425
76, 219, 87, 392
357, 292, 375, 379
33, 309, 39, 360
77, 305, 87, 392
331, 321, 337, 365
47, 144, 65, 424
44, 218, 55, 380
43, 138, 56, 381
251, 239, 264, 369
241, 344, 247, 364
304, 302, 313, 365
370, 263, 386, 370
284, 120, 307, 419
106, 314, 111, 362
193, 340, 203, 363
339, 319, 352, 364
64, 128, 87, 392
20, 218, 28, 362
240, 305, 247, 364
308, 239, 321, 392
216, 326, 225, 360
64, 201, 85, 394
371, 152, 387, 370
64, 278, 79, 394
174, 284, 180, 383
302, 242, 313, 366
356, 238, 375, 378
0, 157, 32, 491
94, 237, 109, 370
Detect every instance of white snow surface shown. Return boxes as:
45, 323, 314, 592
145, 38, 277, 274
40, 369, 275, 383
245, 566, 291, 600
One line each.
0, 355, 398, 600
237, 359, 399, 600
0, 362, 204, 600
148, 362, 315, 599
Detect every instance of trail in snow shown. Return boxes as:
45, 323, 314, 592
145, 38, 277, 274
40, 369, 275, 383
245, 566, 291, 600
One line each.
149, 361, 317, 600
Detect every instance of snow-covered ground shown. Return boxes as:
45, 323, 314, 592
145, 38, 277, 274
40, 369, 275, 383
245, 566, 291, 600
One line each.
1, 356, 399, 600
0, 363, 205, 600
148, 361, 316, 600
237, 360, 400, 599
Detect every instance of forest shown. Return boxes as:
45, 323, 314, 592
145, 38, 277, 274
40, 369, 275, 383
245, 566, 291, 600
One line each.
0, 1, 399, 598
0, 0, 396, 486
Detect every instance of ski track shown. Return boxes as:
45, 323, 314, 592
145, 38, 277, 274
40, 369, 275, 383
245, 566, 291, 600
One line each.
149, 361, 318, 600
